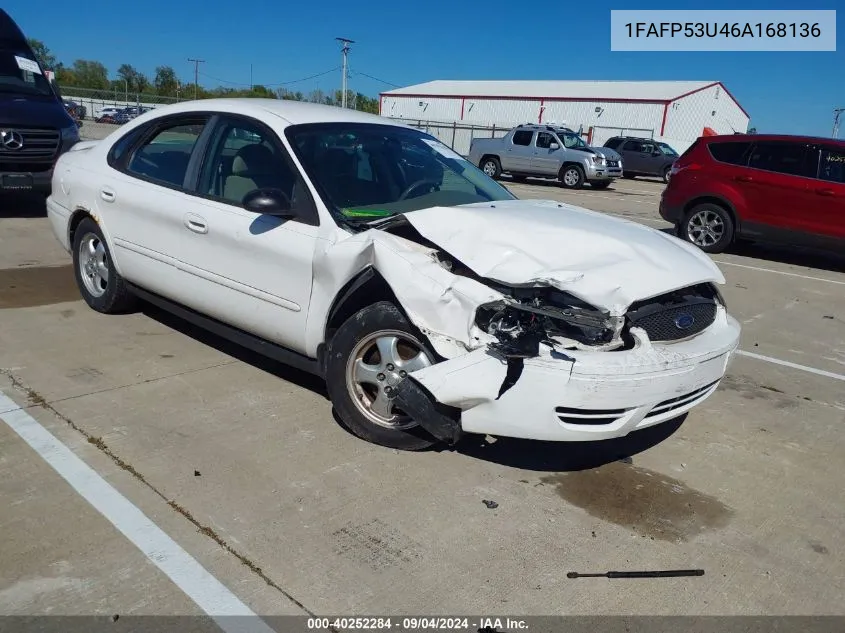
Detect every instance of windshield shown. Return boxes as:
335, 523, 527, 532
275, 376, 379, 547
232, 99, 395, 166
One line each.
0, 49, 53, 96
559, 132, 588, 150
657, 142, 679, 157
285, 123, 515, 221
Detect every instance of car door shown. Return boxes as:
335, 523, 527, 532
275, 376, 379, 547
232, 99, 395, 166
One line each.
740, 140, 819, 242
97, 113, 215, 301
502, 129, 535, 173
174, 114, 320, 353
620, 139, 647, 173
805, 144, 845, 242
638, 140, 661, 175
531, 131, 561, 175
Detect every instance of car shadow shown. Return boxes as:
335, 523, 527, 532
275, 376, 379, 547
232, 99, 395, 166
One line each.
0, 193, 47, 218
138, 302, 330, 400
729, 241, 845, 275
455, 414, 686, 472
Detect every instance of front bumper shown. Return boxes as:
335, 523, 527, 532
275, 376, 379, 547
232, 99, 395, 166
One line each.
585, 163, 623, 181
409, 308, 740, 442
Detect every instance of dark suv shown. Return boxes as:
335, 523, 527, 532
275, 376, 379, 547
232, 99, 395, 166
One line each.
604, 136, 678, 183
660, 134, 845, 254
1, 9, 79, 195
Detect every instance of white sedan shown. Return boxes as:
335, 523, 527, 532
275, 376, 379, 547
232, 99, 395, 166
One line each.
47, 99, 741, 451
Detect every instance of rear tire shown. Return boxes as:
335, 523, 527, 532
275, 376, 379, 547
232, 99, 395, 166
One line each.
325, 301, 440, 451
559, 165, 585, 190
480, 157, 502, 179
71, 217, 136, 313
679, 203, 735, 254
623, 173, 636, 179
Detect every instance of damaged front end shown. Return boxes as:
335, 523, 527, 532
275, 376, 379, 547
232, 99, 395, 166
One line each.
474, 286, 627, 359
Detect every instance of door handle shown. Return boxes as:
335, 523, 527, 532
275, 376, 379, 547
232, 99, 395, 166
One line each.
815, 188, 836, 197
100, 189, 116, 202
734, 175, 753, 182
184, 213, 208, 234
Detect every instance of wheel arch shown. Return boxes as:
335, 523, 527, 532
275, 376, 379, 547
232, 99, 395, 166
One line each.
683, 195, 741, 233
68, 207, 126, 275
318, 267, 404, 371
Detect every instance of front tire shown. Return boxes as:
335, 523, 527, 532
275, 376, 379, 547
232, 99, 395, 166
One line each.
325, 301, 440, 451
560, 165, 585, 189
480, 157, 502, 179
679, 203, 735, 254
662, 166, 672, 183
71, 217, 135, 313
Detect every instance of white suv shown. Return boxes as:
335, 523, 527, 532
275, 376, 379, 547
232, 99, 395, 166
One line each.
47, 99, 740, 451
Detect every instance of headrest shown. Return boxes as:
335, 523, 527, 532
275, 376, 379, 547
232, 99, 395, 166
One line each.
231, 143, 277, 176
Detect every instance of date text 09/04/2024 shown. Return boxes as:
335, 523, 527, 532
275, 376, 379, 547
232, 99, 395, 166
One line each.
624, 22, 822, 38
306, 617, 529, 630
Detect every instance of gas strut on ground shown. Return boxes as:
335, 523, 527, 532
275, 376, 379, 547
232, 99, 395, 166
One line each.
567, 569, 705, 579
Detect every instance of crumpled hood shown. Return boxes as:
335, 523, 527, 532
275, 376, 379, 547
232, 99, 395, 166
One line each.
401, 199, 725, 315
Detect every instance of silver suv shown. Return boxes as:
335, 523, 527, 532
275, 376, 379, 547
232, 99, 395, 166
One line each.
468, 124, 623, 189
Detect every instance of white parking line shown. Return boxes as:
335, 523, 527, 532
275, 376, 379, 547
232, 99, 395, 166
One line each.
713, 260, 845, 286
735, 350, 845, 382
0, 391, 278, 633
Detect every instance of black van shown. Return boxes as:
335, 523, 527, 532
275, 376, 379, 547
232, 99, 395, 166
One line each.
1, 9, 79, 195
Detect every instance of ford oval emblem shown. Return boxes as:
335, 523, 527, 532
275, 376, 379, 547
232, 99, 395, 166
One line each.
674, 313, 695, 330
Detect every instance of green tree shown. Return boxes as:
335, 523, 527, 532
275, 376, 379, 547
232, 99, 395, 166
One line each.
117, 63, 149, 94
70, 60, 109, 89
154, 65, 179, 97
26, 38, 62, 71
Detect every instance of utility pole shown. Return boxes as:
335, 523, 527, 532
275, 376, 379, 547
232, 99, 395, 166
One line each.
250, 64, 253, 90
188, 58, 205, 100
833, 108, 845, 139
335, 37, 354, 108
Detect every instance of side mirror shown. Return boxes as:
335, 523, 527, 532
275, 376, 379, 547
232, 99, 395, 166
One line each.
549, 142, 560, 150
652, 150, 661, 156
243, 188, 295, 217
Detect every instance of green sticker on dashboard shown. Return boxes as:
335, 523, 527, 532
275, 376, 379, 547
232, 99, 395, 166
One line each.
341, 208, 394, 218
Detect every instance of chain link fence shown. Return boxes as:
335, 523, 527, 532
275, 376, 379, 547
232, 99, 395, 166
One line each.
59, 86, 184, 141
391, 119, 510, 157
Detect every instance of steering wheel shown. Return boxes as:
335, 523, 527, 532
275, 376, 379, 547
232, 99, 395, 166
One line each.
398, 179, 440, 201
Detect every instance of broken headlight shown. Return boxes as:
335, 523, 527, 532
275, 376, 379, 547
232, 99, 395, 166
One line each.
475, 288, 625, 357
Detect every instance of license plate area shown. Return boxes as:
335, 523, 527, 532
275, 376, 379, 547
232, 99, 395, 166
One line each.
1, 173, 34, 190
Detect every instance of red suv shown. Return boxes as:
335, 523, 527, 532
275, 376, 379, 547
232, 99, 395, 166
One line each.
660, 134, 845, 254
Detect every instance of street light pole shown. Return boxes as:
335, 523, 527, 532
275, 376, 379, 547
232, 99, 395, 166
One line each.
833, 108, 845, 139
335, 37, 354, 108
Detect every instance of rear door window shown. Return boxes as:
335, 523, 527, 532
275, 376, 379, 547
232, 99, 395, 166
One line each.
708, 141, 751, 166
748, 142, 817, 178
126, 119, 208, 188
622, 140, 643, 152
512, 130, 533, 146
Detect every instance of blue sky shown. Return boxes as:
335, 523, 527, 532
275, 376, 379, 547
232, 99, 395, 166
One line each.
5, 0, 842, 136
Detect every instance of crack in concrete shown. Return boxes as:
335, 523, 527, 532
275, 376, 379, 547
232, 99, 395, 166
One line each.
0, 368, 314, 617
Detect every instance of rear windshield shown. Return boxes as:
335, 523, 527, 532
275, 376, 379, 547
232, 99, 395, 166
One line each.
0, 48, 53, 96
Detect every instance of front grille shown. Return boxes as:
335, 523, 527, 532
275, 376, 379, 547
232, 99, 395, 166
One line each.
644, 380, 720, 419
0, 127, 61, 165
631, 302, 716, 342
626, 284, 719, 343
607, 160, 619, 167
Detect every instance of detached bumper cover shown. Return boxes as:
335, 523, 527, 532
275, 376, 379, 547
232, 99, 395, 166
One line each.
408, 308, 740, 442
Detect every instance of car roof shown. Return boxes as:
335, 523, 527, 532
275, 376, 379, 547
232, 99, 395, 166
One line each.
134, 98, 407, 128
703, 133, 845, 146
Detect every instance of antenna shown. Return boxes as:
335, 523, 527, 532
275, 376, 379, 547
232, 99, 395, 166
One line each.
336, 37, 354, 108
